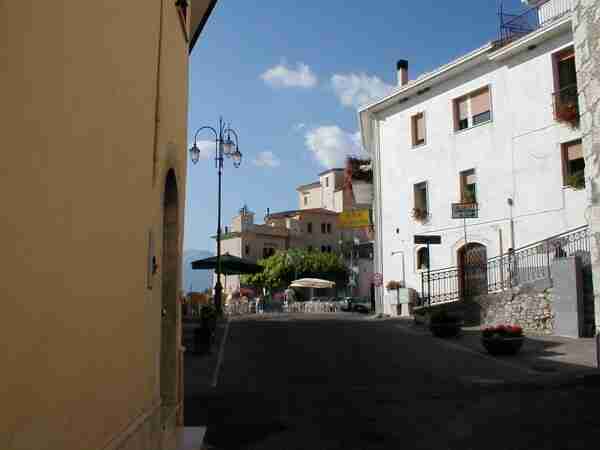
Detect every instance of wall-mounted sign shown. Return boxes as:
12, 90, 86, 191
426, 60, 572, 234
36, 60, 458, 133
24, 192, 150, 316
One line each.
414, 235, 442, 245
338, 209, 370, 229
452, 202, 478, 219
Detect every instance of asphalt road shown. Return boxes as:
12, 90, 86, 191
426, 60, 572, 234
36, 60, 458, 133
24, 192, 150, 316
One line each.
185, 314, 600, 449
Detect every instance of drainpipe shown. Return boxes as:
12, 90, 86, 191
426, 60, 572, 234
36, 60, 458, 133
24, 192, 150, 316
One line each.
151, 0, 165, 185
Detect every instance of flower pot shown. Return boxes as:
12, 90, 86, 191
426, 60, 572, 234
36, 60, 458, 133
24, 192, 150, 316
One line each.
481, 336, 524, 355
429, 322, 461, 338
352, 181, 373, 204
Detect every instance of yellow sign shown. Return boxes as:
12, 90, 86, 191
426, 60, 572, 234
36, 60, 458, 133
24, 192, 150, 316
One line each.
337, 209, 370, 229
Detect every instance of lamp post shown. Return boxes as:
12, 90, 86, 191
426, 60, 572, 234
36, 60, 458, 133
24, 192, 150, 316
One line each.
189, 117, 242, 316
340, 234, 359, 297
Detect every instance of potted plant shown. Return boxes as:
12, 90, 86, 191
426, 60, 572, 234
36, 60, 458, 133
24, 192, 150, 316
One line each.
411, 207, 429, 223
555, 101, 580, 128
481, 325, 524, 355
386, 280, 403, 291
566, 171, 585, 190
462, 189, 476, 204
429, 310, 462, 338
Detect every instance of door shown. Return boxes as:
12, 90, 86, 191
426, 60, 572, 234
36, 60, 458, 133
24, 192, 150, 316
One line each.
458, 243, 487, 298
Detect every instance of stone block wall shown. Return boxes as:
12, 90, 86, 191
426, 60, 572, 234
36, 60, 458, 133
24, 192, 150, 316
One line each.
574, 0, 600, 335
474, 285, 555, 334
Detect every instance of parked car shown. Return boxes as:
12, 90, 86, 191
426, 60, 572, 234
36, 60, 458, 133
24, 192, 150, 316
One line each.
340, 297, 353, 312
347, 297, 371, 313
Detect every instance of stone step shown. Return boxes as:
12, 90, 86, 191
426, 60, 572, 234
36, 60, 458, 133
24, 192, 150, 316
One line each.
175, 427, 206, 450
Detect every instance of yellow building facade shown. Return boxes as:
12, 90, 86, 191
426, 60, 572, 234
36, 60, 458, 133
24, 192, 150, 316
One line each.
0, 1, 216, 449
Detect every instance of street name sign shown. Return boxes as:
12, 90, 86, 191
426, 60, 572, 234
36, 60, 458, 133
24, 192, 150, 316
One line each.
452, 202, 478, 219
414, 235, 442, 245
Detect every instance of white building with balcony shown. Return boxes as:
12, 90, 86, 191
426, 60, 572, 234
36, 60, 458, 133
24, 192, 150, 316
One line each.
360, 0, 586, 315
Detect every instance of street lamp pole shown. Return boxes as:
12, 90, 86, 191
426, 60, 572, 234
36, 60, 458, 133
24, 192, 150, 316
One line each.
189, 117, 242, 316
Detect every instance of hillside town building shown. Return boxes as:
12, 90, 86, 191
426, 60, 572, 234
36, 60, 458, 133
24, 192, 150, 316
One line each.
216, 167, 375, 299
360, 0, 587, 315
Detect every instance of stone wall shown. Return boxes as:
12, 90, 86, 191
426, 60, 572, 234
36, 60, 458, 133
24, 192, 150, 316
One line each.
474, 284, 555, 335
574, 0, 600, 335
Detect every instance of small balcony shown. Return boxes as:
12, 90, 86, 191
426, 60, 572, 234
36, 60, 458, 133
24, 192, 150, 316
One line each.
553, 84, 580, 127
499, 0, 572, 44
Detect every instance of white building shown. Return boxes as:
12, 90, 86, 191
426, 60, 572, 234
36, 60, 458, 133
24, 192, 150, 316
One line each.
360, 0, 586, 315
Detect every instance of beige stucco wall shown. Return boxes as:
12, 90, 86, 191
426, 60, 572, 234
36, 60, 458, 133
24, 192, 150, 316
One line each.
0, 1, 205, 449
298, 186, 322, 209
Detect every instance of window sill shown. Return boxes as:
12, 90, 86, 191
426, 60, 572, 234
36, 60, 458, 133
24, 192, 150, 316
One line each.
562, 185, 585, 191
454, 119, 493, 135
411, 142, 428, 151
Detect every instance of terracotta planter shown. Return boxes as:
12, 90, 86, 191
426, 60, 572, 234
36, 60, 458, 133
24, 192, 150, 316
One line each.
481, 336, 524, 355
430, 322, 461, 338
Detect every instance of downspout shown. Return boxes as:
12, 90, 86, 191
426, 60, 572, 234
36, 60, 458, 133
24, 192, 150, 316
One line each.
152, 0, 165, 185
372, 115, 384, 314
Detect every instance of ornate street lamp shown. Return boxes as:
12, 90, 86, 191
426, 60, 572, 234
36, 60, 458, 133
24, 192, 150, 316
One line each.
189, 117, 242, 315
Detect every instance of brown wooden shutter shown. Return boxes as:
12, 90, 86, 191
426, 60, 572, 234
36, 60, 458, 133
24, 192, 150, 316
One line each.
470, 87, 490, 116
566, 141, 582, 161
457, 97, 469, 120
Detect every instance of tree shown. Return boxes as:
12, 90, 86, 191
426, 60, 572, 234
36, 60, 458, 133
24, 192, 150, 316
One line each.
242, 248, 347, 291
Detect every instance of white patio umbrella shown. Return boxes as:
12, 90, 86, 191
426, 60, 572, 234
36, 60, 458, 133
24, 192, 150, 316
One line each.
289, 278, 336, 288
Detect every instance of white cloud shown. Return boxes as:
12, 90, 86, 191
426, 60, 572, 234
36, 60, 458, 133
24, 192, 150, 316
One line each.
331, 73, 394, 109
261, 62, 318, 88
253, 151, 281, 168
304, 126, 368, 168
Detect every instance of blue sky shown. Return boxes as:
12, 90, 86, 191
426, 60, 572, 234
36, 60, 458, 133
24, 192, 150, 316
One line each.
185, 0, 526, 252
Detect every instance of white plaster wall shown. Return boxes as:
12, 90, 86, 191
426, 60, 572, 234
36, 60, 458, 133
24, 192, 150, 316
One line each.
378, 30, 587, 310
320, 174, 336, 211
333, 190, 345, 212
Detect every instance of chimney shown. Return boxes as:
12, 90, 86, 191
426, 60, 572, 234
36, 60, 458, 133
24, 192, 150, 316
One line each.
396, 59, 408, 86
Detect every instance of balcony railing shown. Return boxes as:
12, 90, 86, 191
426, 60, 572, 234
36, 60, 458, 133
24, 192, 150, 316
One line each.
417, 225, 591, 306
553, 84, 580, 126
499, 0, 572, 44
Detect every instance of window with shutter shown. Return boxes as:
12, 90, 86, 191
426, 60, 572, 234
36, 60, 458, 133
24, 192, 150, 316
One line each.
454, 86, 492, 131
470, 88, 491, 125
562, 140, 585, 188
460, 169, 477, 203
455, 96, 469, 130
411, 112, 426, 147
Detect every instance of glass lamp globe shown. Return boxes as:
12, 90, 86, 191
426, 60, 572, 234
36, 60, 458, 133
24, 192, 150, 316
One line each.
232, 149, 242, 167
189, 143, 201, 164
222, 138, 235, 156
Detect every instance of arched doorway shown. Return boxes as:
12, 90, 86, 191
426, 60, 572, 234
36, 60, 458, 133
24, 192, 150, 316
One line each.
458, 243, 487, 298
161, 169, 179, 421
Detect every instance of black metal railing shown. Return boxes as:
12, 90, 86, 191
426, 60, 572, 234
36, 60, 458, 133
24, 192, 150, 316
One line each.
418, 225, 591, 306
499, 0, 572, 45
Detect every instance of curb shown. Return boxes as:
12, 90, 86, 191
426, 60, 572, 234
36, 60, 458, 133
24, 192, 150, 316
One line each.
393, 321, 600, 389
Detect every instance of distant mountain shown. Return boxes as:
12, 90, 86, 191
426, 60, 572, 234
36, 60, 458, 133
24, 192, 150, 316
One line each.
182, 249, 213, 293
